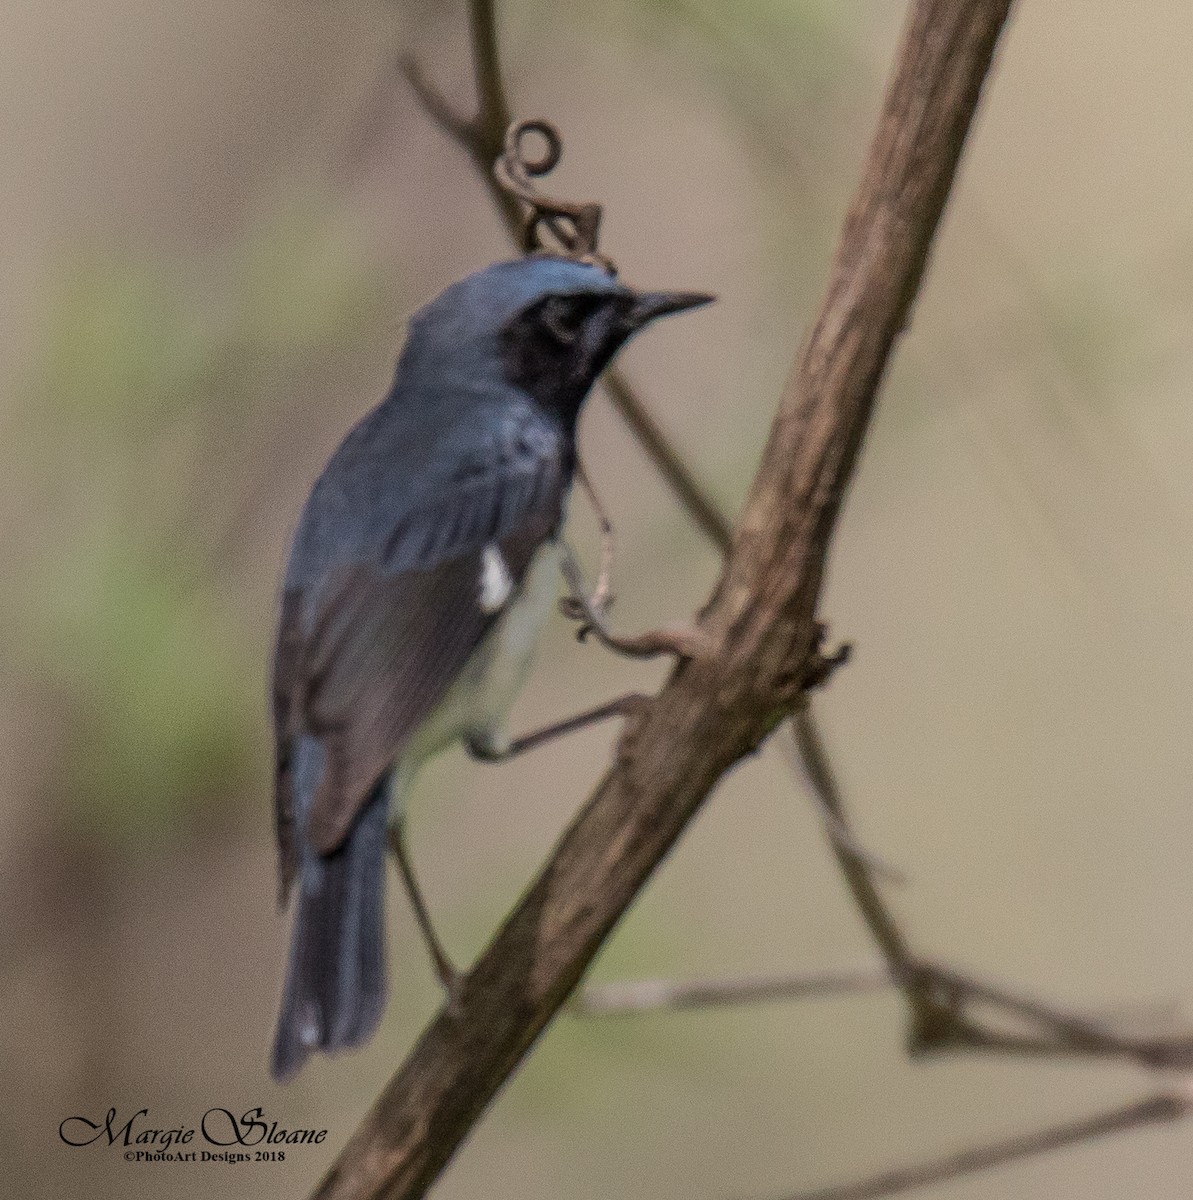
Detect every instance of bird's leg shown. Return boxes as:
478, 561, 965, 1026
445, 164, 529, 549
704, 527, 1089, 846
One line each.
467, 693, 649, 762
387, 823, 461, 1002
560, 545, 712, 661
558, 458, 615, 624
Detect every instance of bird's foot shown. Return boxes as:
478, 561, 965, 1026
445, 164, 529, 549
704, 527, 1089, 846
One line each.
576, 615, 711, 661
558, 586, 613, 624
560, 542, 709, 661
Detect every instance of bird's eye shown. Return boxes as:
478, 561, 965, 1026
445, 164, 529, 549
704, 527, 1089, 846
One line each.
539, 296, 587, 345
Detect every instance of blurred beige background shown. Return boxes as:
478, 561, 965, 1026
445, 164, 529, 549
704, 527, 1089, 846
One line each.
5, 2, 1193, 1197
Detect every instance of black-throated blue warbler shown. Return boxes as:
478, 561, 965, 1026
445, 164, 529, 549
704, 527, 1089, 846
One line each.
269, 254, 711, 1080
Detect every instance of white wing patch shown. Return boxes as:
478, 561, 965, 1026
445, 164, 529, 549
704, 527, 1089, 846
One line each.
478, 543, 513, 613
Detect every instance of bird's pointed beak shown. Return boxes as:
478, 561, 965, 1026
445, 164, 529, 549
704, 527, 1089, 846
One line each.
624, 289, 716, 328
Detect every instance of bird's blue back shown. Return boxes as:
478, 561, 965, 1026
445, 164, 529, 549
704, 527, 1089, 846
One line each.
283, 257, 625, 600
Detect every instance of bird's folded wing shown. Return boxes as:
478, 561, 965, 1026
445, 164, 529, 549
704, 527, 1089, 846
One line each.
273, 443, 564, 897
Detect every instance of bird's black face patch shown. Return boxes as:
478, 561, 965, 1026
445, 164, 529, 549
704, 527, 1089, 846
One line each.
500, 291, 633, 426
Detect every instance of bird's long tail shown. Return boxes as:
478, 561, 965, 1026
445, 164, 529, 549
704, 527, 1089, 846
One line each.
271, 746, 389, 1082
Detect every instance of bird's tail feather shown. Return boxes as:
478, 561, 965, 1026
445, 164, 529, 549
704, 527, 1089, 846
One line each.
270, 775, 388, 1082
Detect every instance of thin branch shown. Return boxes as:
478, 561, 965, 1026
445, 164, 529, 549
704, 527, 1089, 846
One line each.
778, 709, 906, 885
574, 964, 892, 1015
466, 0, 510, 150
311, 4, 1017, 1198
600, 371, 733, 551
788, 708, 1193, 1067
918, 964, 1193, 1068
779, 1094, 1190, 1200
793, 710, 918, 977
398, 55, 475, 149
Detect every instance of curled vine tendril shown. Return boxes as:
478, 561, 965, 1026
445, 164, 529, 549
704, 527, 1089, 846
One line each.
493, 119, 615, 273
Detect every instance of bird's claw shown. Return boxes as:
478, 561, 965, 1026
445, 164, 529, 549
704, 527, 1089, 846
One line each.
558, 588, 613, 625
581, 615, 711, 661
558, 544, 706, 660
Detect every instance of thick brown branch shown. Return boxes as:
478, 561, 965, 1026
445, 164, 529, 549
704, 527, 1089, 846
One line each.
312, 3, 1015, 1198
706, 2, 1015, 655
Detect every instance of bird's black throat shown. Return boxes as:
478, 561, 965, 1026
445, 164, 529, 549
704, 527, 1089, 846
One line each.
499, 292, 635, 431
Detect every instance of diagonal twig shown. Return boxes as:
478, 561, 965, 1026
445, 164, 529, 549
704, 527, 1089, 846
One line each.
779, 1093, 1190, 1200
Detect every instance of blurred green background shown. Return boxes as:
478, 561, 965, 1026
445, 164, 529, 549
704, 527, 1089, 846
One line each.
7, 2, 1193, 1197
